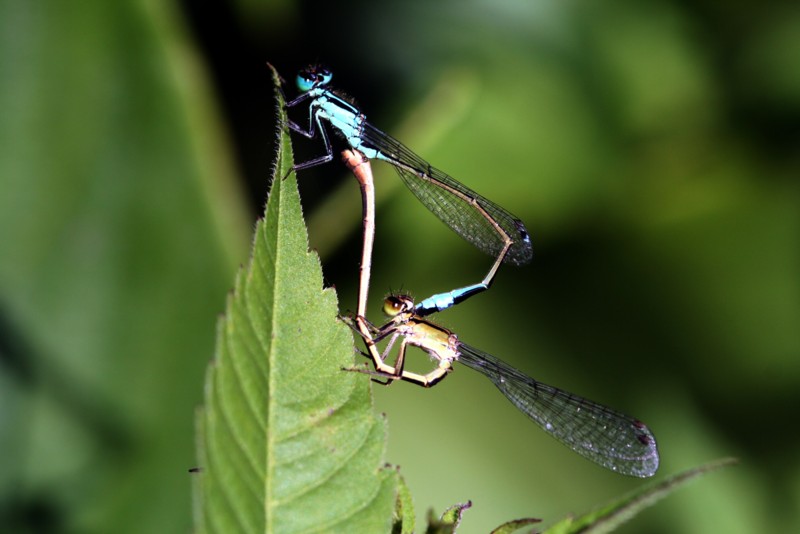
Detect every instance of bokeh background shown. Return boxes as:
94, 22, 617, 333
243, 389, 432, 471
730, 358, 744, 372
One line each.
2, 0, 798, 532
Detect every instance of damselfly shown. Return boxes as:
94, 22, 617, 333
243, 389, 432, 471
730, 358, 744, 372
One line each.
284, 65, 533, 317
344, 294, 659, 478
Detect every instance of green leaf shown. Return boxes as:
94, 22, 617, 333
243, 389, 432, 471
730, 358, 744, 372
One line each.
0, 1, 247, 532
194, 66, 397, 532
392, 472, 416, 534
543, 458, 738, 534
424, 501, 473, 534
490, 517, 542, 534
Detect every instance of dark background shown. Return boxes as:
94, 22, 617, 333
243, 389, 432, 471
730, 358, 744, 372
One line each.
1, 0, 798, 532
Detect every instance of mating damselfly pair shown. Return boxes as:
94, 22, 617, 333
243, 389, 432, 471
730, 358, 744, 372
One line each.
280, 63, 659, 478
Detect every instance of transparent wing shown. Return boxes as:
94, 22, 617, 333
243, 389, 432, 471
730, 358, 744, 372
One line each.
456, 343, 659, 477
359, 122, 533, 266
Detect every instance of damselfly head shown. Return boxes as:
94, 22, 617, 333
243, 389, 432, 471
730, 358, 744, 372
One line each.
296, 65, 332, 92
383, 294, 414, 317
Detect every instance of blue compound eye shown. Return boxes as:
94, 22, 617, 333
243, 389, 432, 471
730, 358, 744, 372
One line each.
296, 65, 332, 92
296, 71, 316, 92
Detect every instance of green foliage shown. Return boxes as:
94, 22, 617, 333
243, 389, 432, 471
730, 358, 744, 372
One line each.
425, 501, 473, 534
0, 1, 246, 532
490, 517, 541, 534
2, 0, 797, 533
393, 473, 416, 534
194, 71, 397, 532
544, 458, 737, 534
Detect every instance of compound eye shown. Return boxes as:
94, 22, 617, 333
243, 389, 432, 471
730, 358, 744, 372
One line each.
317, 68, 332, 85
382, 296, 404, 317
382, 294, 415, 317
296, 70, 316, 92
296, 65, 332, 92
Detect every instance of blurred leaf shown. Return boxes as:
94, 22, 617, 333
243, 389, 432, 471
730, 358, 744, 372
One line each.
194, 66, 397, 533
0, 0, 247, 532
393, 472, 416, 534
490, 517, 541, 534
543, 458, 737, 533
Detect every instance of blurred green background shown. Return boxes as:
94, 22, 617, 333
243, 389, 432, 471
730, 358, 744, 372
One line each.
1, 0, 798, 532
